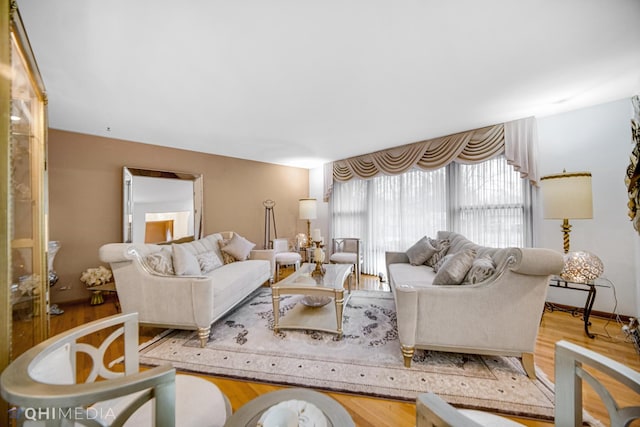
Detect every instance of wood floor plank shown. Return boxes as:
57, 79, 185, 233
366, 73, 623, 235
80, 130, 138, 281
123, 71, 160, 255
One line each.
50, 275, 640, 427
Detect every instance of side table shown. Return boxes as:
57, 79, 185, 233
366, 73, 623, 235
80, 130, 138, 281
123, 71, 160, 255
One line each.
546, 277, 610, 338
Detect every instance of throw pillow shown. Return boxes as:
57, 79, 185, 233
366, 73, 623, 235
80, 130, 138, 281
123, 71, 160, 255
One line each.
406, 236, 437, 266
463, 255, 496, 284
218, 239, 237, 264
144, 249, 175, 275
425, 238, 450, 267
220, 233, 256, 261
172, 244, 202, 275
197, 251, 223, 273
432, 253, 453, 273
432, 248, 476, 285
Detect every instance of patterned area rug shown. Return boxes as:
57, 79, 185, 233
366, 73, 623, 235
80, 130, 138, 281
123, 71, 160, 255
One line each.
139, 289, 555, 420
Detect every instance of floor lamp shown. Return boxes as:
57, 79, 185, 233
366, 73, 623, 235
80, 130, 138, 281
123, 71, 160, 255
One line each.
540, 170, 593, 254
299, 198, 317, 248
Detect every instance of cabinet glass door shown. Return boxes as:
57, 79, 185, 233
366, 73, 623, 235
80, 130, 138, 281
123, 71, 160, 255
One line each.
8, 10, 48, 361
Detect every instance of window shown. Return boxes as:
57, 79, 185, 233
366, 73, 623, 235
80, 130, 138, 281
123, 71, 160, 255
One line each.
451, 156, 531, 247
331, 155, 531, 276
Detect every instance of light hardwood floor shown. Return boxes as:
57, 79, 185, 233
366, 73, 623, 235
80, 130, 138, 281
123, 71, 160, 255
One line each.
51, 273, 640, 427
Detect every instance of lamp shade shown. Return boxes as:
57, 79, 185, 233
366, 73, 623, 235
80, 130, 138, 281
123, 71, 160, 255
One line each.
540, 171, 593, 219
299, 198, 317, 220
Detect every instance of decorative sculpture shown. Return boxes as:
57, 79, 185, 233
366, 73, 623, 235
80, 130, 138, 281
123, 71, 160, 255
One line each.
625, 95, 640, 233
47, 241, 64, 315
311, 243, 325, 280
48, 241, 60, 286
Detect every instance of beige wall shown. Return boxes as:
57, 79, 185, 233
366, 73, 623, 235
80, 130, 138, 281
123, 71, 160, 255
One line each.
48, 129, 309, 304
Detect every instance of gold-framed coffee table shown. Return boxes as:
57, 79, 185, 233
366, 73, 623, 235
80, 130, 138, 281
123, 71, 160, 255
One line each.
271, 263, 353, 339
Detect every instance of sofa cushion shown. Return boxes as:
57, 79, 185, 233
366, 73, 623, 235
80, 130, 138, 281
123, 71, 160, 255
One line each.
197, 251, 223, 273
433, 248, 476, 285
209, 259, 271, 317
177, 234, 223, 256
406, 236, 437, 266
204, 233, 226, 264
330, 252, 357, 263
425, 238, 450, 267
172, 244, 202, 275
221, 233, 256, 261
463, 254, 496, 284
387, 263, 438, 289
437, 231, 483, 254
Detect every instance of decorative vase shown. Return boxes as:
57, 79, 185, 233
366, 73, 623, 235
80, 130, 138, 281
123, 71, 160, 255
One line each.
90, 290, 105, 305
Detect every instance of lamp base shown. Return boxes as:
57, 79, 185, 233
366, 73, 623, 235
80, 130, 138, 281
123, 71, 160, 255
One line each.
306, 220, 313, 248
561, 218, 572, 254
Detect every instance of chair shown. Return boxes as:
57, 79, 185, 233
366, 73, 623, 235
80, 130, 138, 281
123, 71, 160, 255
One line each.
415, 340, 640, 427
0, 312, 231, 426
273, 237, 302, 281
329, 238, 362, 287
225, 388, 355, 426
554, 340, 640, 426
416, 393, 526, 426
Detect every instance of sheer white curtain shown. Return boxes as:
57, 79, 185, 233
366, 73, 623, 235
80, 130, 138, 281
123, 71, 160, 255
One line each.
331, 155, 531, 276
452, 156, 531, 247
332, 169, 447, 277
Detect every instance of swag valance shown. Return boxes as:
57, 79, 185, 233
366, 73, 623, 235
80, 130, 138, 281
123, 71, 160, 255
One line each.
329, 117, 538, 199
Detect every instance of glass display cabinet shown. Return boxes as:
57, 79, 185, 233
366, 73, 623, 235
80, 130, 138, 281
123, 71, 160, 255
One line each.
0, 1, 49, 421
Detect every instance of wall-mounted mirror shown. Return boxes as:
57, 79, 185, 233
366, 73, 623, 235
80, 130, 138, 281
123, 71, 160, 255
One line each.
123, 167, 203, 243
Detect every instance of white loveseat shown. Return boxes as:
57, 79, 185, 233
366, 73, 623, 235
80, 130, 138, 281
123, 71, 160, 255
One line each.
99, 232, 273, 347
386, 231, 564, 379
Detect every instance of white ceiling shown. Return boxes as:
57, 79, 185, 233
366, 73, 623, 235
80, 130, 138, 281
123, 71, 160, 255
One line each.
16, 0, 640, 169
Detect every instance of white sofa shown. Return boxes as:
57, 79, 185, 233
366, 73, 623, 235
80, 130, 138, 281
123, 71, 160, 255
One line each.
386, 231, 564, 379
99, 232, 273, 347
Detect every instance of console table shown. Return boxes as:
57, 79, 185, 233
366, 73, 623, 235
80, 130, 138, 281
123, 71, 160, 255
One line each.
546, 277, 610, 338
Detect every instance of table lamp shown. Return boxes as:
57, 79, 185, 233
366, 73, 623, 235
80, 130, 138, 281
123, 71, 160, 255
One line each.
540, 170, 593, 253
299, 198, 317, 248
560, 251, 604, 284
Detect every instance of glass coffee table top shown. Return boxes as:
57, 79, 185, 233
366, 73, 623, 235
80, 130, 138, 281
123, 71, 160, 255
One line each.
274, 263, 352, 291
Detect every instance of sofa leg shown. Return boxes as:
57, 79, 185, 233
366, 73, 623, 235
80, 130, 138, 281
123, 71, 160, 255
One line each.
198, 327, 211, 348
522, 352, 536, 379
401, 345, 415, 368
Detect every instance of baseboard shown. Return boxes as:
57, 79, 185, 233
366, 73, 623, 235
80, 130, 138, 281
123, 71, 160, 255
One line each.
545, 301, 632, 323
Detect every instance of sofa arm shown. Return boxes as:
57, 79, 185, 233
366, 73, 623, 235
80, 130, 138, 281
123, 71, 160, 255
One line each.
393, 285, 418, 348
99, 243, 132, 264
99, 243, 163, 264
510, 248, 564, 276
385, 251, 409, 287
250, 249, 275, 279
385, 251, 409, 267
